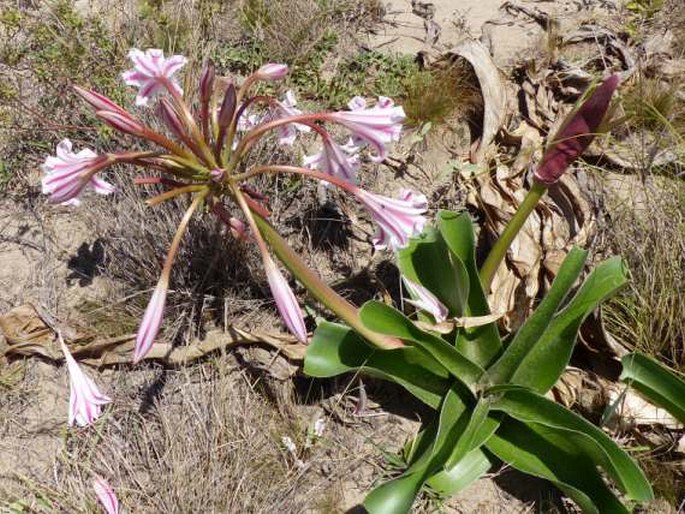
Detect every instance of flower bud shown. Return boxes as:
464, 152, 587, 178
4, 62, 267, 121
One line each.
158, 97, 188, 141
199, 59, 216, 106
96, 110, 146, 138
534, 74, 620, 185
73, 86, 132, 118
256, 63, 289, 81
217, 83, 237, 130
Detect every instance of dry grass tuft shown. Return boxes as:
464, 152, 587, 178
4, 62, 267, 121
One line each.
402, 61, 483, 129
622, 77, 684, 133
0, 360, 309, 512
601, 177, 685, 370
0, 358, 429, 513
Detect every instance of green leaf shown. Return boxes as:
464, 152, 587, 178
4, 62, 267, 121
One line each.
437, 211, 502, 367
509, 256, 628, 392
304, 321, 450, 409
397, 226, 469, 317
444, 399, 498, 469
425, 448, 492, 496
488, 386, 653, 502
486, 419, 631, 514
359, 301, 484, 385
483, 247, 588, 385
620, 352, 685, 424
365, 383, 480, 514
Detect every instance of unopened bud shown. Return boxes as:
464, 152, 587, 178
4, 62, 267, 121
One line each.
158, 98, 188, 141
96, 110, 146, 137
74, 86, 131, 118
200, 60, 216, 106
534, 74, 620, 186
218, 84, 237, 130
256, 63, 288, 81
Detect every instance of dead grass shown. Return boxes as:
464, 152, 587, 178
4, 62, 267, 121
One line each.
402, 60, 483, 129
0, 357, 438, 513
601, 177, 685, 371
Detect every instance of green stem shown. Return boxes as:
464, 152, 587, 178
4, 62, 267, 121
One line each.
253, 214, 403, 350
479, 181, 547, 290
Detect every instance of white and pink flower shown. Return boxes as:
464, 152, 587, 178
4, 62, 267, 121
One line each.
93, 476, 120, 514
134, 279, 168, 362
41, 139, 114, 206
304, 134, 360, 183
272, 90, 311, 145
330, 96, 405, 162
60, 338, 111, 427
355, 188, 427, 251
122, 48, 187, 106
402, 276, 448, 323
264, 256, 307, 343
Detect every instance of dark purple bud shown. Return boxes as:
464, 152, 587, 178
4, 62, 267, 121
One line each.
218, 83, 237, 130
200, 59, 216, 106
534, 74, 620, 186
158, 98, 187, 140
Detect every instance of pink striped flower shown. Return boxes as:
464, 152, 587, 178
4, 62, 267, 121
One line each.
60, 338, 111, 427
402, 276, 448, 323
41, 139, 114, 206
122, 48, 187, 106
256, 63, 289, 81
272, 90, 311, 145
535, 74, 620, 185
355, 188, 427, 251
264, 256, 307, 343
330, 96, 405, 162
93, 476, 120, 514
304, 134, 360, 183
134, 279, 168, 362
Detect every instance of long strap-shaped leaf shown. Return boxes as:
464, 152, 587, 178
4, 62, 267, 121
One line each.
364, 388, 493, 514
438, 211, 502, 366
397, 226, 469, 317
486, 418, 631, 514
360, 301, 484, 386
509, 256, 629, 392
488, 386, 653, 502
620, 352, 685, 424
304, 321, 450, 409
483, 247, 587, 385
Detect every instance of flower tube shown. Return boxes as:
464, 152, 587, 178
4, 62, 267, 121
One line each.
60, 337, 111, 426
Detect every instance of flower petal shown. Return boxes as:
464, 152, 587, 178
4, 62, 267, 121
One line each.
134, 280, 168, 362
93, 476, 120, 514
264, 257, 307, 343
60, 338, 111, 427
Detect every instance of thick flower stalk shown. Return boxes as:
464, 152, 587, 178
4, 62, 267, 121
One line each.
43, 48, 417, 360
59, 337, 111, 426
479, 74, 620, 289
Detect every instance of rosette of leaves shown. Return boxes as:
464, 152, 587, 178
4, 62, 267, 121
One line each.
304, 210, 655, 513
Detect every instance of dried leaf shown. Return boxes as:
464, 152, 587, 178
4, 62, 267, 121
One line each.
449, 40, 507, 162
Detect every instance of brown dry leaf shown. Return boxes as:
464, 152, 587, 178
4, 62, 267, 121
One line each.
448, 40, 507, 162
468, 162, 597, 330
0, 304, 306, 372
0, 304, 63, 361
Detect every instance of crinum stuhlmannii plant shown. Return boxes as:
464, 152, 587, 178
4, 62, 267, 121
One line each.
42, 48, 421, 363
